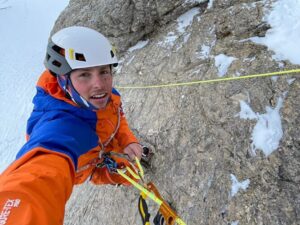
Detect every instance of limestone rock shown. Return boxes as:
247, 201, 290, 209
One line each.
53, 0, 207, 54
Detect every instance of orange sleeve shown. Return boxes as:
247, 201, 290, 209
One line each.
0, 152, 74, 225
115, 113, 139, 149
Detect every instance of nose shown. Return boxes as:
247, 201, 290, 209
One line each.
92, 74, 105, 89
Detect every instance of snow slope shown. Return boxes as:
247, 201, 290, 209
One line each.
0, 0, 69, 172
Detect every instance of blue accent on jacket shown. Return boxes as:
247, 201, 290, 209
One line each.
16, 87, 100, 169
112, 88, 120, 96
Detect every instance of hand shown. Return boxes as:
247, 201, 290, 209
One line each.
123, 143, 142, 161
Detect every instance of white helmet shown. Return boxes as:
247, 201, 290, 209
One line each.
44, 26, 118, 75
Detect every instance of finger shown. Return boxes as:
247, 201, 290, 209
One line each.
132, 146, 142, 160
124, 149, 135, 161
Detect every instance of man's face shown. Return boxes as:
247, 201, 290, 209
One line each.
70, 65, 112, 110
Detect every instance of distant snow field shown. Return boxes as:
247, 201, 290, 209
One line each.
0, 0, 69, 172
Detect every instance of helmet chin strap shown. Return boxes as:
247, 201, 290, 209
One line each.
57, 74, 99, 111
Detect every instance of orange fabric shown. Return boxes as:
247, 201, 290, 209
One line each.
0, 148, 74, 225
94, 93, 138, 150
74, 147, 100, 184
115, 112, 138, 148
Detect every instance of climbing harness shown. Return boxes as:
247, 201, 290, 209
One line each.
115, 68, 300, 89
93, 151, 130, 173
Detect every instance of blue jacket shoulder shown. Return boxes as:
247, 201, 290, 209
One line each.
112, 88, 121, 96
18, 111, 99, 169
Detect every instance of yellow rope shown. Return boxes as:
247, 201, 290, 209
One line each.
117, 169, 163, 205
115, 68, 300, 90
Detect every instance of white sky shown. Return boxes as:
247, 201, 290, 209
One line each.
0, 0, 299, 175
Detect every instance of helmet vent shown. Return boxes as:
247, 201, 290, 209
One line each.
75, 53, 86, 61
110, 50, 115, 58
52, 45, 65, 56
52, 60, 62, 67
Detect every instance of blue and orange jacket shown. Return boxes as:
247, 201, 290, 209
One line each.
0, 70, 138, 224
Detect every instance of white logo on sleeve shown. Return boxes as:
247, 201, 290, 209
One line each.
0, 199, 21, 225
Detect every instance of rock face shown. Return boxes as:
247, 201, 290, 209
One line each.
54, 0, 299, 224
52, 0, 206, 53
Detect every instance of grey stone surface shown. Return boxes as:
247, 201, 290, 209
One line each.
52, 0, 300, 224
53, 0, 207, 54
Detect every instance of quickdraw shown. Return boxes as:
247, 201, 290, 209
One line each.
98, 148, 186, 224
116, 154, 187, 225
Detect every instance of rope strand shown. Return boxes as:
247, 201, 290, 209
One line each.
115, 68, 300, 90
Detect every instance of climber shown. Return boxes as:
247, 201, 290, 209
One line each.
0, 26, 142, 225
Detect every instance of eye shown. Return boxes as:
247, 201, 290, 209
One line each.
79, 72, 91, 78
100, 70, 111, 76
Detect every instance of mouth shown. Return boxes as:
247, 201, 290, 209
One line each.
90, 93, 108, 100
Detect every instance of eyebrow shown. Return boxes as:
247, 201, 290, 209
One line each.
74, 67, 110, 72
75, 69, 90, 72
